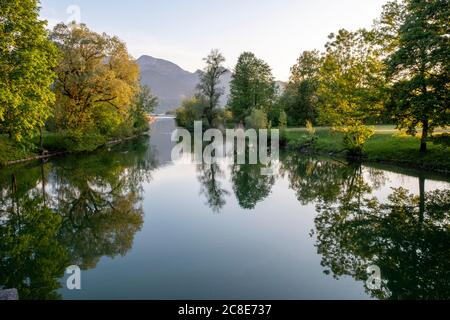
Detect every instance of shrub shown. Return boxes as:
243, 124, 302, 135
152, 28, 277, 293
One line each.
338, 122, 374, 157
245, 109, 268, 130
430, 133, 450, 148
175, 97, 206, 130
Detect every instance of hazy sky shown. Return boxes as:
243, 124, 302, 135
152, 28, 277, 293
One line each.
40, 0, 387, 80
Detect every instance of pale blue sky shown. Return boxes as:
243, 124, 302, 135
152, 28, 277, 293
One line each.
40, 0, 387, 80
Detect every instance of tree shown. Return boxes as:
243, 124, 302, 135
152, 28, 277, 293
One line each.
245, 108, 268, 130
175, 96, 207, 130
282, 50, 322, 126
0, 0, 58, 141
228, 52, 276, 124
51, 23, 140, 140
131, 85, 158, 131
384, 0, 450, 153
197, 49, 227, 127
318, 29, 387, 156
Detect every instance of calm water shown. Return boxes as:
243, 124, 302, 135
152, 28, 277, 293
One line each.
0, 118, 449, 300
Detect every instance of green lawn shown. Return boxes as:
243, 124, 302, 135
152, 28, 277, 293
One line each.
283, 126, 450, 173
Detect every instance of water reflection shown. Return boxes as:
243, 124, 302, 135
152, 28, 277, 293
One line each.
0, 120, 449, 300
280, 152, 450, 299
197, 163, 229, 213
314, 186, 450, 300
231, 162, 275, 210
0, 138, 156, 299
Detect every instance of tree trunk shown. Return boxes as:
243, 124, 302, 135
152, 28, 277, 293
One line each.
39, 126, 44, 151
420, 119, 429, 154
419, 175, 425, 226
41, 161, 47, 205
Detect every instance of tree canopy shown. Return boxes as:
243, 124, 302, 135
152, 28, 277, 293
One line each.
282, 50, 322, 126
51, 23, 141, 142
197, 49, 227, 127
228, 52, 276, 124
383, 0, 450, 152
0, 0, 58, 141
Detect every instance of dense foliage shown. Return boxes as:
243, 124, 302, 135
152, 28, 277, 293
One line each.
383, 0, 450, 152
281, 50, 322, 126
0, 0, 58, 141
0, 1, 157, 156
196, 49, 227, 127
228, 52, 276, 125
50, 23, 145, 150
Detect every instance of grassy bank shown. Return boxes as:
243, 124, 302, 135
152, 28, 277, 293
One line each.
0, 130, 149, 167
283, 125, 450, 174
0, 136, 37, 166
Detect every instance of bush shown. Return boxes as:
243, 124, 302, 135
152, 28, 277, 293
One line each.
338, 122, 374, 157
175, 97, 206, 130
430, 133, 450, 148
213, 109, 233, 128
245, 109, 268, 130
45, 129, 108, 153
281, 121, 318, 150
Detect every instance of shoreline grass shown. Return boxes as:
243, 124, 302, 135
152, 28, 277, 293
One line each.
283, 126, 450, 174
2, 126, 449, 174
0, 130, 149, 168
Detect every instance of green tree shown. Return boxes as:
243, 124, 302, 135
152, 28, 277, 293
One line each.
318, 29, 386, 156
197, 49, 227, 127
245, 108, 268, 130
51, 23, 140, 143
282, 50, 322, 126
0, 0, 58, 141
131, 85, 158, 132
228, 52, 276, 124
384, 0, 450, 153
175, 96, 208, 130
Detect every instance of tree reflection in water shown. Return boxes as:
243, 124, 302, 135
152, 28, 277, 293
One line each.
281, 152, 450, 300
1, 141, 448, 300
196, 143, 276, 213
197, 162, 229, 213
0, 138, 156, 299
231, 162, 275, 210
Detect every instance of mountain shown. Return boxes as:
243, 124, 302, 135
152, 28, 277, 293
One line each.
137, 55, 231, 114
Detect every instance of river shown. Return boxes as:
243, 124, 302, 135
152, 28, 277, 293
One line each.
0, 118, 449, 300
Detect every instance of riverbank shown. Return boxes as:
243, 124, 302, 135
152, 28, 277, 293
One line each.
0, 131, 150, 168
282, 126, 450, 175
